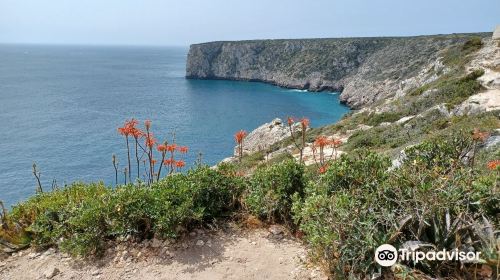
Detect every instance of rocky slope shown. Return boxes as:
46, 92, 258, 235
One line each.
186, 33, 490, 108
456, 37, 500, 115
217, 33, 500, 169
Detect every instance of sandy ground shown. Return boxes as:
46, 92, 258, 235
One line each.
0, 226, 327, 280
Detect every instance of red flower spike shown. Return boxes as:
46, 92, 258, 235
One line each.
163, 159, 174, 165
166, 144, 177, 152
177, 146, 189, 154
145, 133, 156, 148
234, 130, 247, 144
157, 144, 167, 153
314, 136, 330, 148
332, 139, 342, 147
300, 118, 310, 128
144, 120, 152, 130
487, 160, 500, 170
319, 165, 328, 174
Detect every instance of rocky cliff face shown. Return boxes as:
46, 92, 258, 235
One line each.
186, 34, 490, 108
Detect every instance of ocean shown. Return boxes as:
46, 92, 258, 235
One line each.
0, 44, 349, 207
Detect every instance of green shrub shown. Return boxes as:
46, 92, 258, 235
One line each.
11, 182, 110, 251
245, 159, 305, 224
150, 175, 201, 238
365, 112, 404, 126
314, 150, 390, 194
293, 138, 499, 278
347, 130, 383, 149
293, 151, 391, 276
461, 36, 483, 53
443, 36, 483, 67
1, 166, 245, 256
59, 198, 109, 256
184, 166, 245, 219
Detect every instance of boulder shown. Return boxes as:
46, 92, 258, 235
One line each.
454, 90, 500, 116
268, 225, 285, 235
233, 118, 293, 156
493, 25, 500, 41
43, 267, 60, 279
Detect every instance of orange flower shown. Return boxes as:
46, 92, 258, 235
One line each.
487, 160, 500, 170
130, 127, 143, 139
314, 136, 330, 148
127, 119, 139, 128
151, 159, 157, 165
166, 144, 177, 152
175, 160, 185, 168
287, 117, 295, 126
319, 165, 328, 174
332, 139, 342, 147
300, 118, 310, 128
178, 146, 189, 154
234, 130, 247, 144
145, 133, 156, 148
119, 119, 142, 137
118, 126, 130, 136
163, 159, 174, 165
156, 144, 167, 153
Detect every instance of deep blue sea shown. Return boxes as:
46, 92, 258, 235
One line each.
0, 44, 349, 207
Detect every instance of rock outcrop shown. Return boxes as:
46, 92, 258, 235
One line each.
233, 118, 291, 156
493, 25, 500, 41
186, 33, 490, 108
456, 37, 500, 115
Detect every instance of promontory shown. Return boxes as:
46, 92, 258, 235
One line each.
186, 33, 490, 108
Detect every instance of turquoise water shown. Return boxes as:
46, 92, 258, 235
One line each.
0, 44, 349, 207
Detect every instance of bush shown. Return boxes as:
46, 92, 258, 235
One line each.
461, 37, 483, 53
293, 151, 391, 276
365, 112, 404, 126
245, 159, 306, 225
183, 166, 245, 219
1, 166, 245, 256
293, 138, 499, 278
347, 129, 384, 149
10, 183, 110, 253
443, 36, 483, 67
314, 150, 390, 194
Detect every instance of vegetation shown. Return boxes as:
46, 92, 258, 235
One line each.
1, 130, 497, 279
116, 119, 189, 185
287, 117, 310, 163
0, 34, 498, 279
245, 160, 306, 225
234, 130, 248, 162
293, 134, 499, 278
0, 166, 244, 256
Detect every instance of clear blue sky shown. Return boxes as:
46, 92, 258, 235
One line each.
1, 0, 498, 46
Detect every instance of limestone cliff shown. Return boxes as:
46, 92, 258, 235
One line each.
186, 33, 490, 108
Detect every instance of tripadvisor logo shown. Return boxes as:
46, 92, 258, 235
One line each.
375, 244, 398, 266
374, 244, 481, 267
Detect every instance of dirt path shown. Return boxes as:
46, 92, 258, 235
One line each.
0, 226, 327, 280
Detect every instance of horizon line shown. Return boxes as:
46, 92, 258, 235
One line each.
0, 28, 494, 48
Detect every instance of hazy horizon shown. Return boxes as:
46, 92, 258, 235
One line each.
1, 0, 499, 46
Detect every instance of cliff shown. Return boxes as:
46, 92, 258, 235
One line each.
186, 33, 490, 108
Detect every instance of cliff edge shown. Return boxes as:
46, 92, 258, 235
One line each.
186, 33, 490, 108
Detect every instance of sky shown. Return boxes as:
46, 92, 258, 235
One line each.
0, 0, 499, 46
